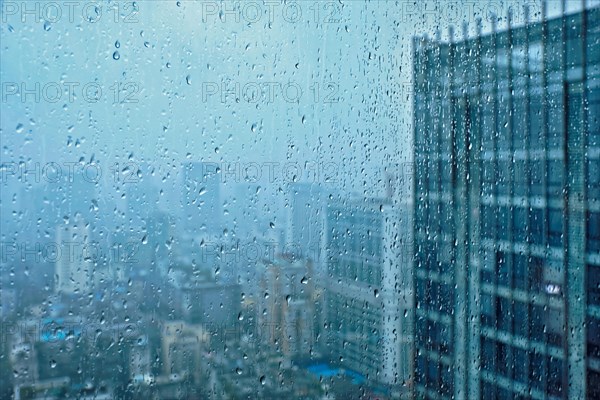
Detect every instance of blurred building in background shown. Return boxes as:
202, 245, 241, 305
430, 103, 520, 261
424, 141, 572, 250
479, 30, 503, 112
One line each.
181, 162, 222, 237
287, 183, 326, 267
325, 197, 414, 398
257, 255, 317, 365
55, 215, 92, 295
413, 5, 599, 399
180, 280, 241, 327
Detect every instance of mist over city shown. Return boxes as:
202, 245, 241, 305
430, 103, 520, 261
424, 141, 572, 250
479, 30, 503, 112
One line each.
1, 1, 599, 399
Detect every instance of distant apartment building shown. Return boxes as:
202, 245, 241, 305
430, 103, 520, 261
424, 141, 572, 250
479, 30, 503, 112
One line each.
325, 197, 413, 397
0, 278, 17, 318
125, 164, 160, 229
180, 280, 241, 327
256, 255, 317, 364
413, 5, 599, 400
124, 166, 164, 267
160, 321, 209, 384
129, 335, 152, 383
181, 162, 222, 236
55, 215, 92, 295
287, 182, 325, 265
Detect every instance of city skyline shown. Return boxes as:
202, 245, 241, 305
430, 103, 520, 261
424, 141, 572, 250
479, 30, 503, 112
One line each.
1, 1, 599, 400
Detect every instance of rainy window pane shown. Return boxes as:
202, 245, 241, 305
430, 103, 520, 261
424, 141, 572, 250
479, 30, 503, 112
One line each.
1, 1, 599, 400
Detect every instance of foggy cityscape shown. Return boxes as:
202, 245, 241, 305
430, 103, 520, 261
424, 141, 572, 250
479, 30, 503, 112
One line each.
0, 1, 599, 399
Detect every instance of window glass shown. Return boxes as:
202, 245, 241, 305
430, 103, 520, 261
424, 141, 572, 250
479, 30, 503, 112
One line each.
2, 3, 597, 400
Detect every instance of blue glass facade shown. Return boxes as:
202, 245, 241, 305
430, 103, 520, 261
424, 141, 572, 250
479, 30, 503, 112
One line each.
413, 6, 599, 400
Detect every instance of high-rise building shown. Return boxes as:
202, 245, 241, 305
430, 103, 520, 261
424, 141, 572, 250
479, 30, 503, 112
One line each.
325, 197, 413, 396
256, 255, 317, 364
231, 183, 261, 239
125, 163, 160, 232
413, 5, 599, 399
59, 172, 98, 227
287, 183, 325, 265
55, 215, 92, 295
180, 280, 241, 327
181, 162, 222, 237
160, 321, 209, 384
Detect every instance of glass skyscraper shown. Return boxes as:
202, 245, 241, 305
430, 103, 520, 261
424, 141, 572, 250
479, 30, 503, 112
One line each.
413, 5, 599, 400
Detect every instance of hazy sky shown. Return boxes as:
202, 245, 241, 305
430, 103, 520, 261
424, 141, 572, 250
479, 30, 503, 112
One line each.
1, 0, 596, 202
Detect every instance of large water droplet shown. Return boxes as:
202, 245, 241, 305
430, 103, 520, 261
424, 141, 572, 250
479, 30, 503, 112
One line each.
113, 51, 120, 60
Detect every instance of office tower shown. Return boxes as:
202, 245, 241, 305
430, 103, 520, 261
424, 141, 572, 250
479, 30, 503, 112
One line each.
383, 163, 414, 205
148, 211, 174, 273
181, 162, 222, 237
325, 197, 413, 396
257, 255, 316, 363
125, 163, 160, 232
287, 183, 325, 264
161, 321, 208, 384
125, 208, 172, 273
16, 172, 97, 244
14, 184, 57, 244
180, 280, 241, 327
55, 214, 92, 295
125, 171, 160, 267
129, 335, 152, 383
231, 183, 261, 239
60, 172, 98, 226
0, 278, 16, 318
413, 5, 599, 399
